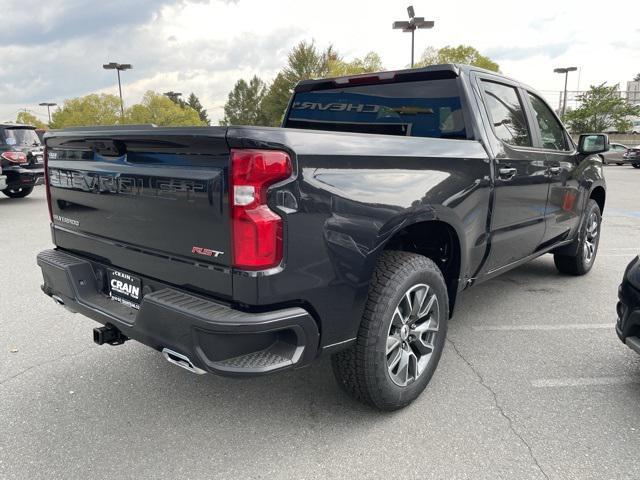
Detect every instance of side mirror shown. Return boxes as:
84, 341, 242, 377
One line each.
578, 133, 610, 155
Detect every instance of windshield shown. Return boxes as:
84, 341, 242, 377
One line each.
2, 128, 41, 147
284, 78, 467, 139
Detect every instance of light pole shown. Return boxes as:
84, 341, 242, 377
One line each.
554, 66, 577, 120
103, 62, 133, 118
393, 5, 434, 68
38, 102, 57, 125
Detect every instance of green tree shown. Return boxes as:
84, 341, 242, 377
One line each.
50, 93, 122, 128
634, 73, 640, 82
282, 40, 328, 87
415, 45, 499, 72
186, 93, 210, 125
126, 91, 205, 126
222, 41, 386, 127
16, 111, 46, 129
564, 83, 640, 134
164, 91, 187, 107
219, 76, 268, 126
259, 73, 292, 127
260, 41, 331, 126
326, 51, 384, 77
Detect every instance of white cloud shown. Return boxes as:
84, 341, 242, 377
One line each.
2, 0, 639, 124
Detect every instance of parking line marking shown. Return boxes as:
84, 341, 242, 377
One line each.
471, 323, 612, 332
531, 376, 640, 388
604, 208, 640, 218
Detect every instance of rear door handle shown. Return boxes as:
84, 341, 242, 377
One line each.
548, 166, 562, 175
498, 167, 517, 180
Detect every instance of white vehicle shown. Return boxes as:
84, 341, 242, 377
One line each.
632, 120, 640, 134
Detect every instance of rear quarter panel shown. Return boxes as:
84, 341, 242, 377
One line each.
228, 127, 491, 348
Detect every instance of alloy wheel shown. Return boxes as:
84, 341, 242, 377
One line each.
583, 211, 599, 264
386, 283, 440, 387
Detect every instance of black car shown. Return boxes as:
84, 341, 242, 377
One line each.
0, 123, 45, 198
616, 257, 640, 353
623, 145, 640, 168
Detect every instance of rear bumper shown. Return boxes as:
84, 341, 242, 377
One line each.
5, 166, 44, 189
37, 249, 319, 376
616, 256, 640, 353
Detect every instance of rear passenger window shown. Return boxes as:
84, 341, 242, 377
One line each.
527, 93, 569, 151
481, 81, 531, 147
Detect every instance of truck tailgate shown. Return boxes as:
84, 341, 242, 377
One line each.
45, 127, 233, 298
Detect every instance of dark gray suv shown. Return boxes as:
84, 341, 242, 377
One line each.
0, 124, 45, 198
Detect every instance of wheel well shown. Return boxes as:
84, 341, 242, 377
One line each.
590, 186, 605, 214
383, 221, 461, 317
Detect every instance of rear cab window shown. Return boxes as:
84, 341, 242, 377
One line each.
284, 78, 467, 140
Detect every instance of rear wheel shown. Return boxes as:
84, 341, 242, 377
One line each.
331, 251, 448, 410
554, 199, 601, 275
617, 162, 624, 166
2, 187, 34, 198
633, 163, 640, 169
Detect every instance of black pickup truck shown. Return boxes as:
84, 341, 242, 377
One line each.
37, 64, 607, 410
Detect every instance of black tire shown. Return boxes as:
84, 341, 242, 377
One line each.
617, 162, 624, 166
331, 251, 449, 411
553, 199, 601, 275
2, 187, 34, 198
633, 163, 640, 169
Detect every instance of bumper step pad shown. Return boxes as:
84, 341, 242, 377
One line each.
37, 249, 319, 376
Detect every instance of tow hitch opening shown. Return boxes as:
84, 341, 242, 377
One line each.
93, 325, 128, 346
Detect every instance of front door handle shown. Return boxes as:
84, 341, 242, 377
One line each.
498, 167, 517, 180
548, 166, 562, 175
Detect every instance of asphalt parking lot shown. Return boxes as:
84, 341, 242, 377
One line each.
1, 166, 639, 480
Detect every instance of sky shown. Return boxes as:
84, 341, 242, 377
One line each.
1, 0, 639, 125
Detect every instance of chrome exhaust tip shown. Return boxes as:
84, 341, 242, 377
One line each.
51, 294, 65, 306
162, 348, 206, 375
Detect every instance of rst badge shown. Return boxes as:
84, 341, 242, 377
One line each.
191, 246, 224, 258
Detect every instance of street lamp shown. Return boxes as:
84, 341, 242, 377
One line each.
393, 5, 434, 68
103, 62, 133, 118
38, 102, 57, 124
554, 66, 578, 120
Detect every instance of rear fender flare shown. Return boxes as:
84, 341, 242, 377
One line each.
366, 205, 468, 291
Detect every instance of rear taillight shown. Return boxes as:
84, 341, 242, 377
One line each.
230, 149, 292, 270
44, 148, 52, 221
1, 151, 27, 164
